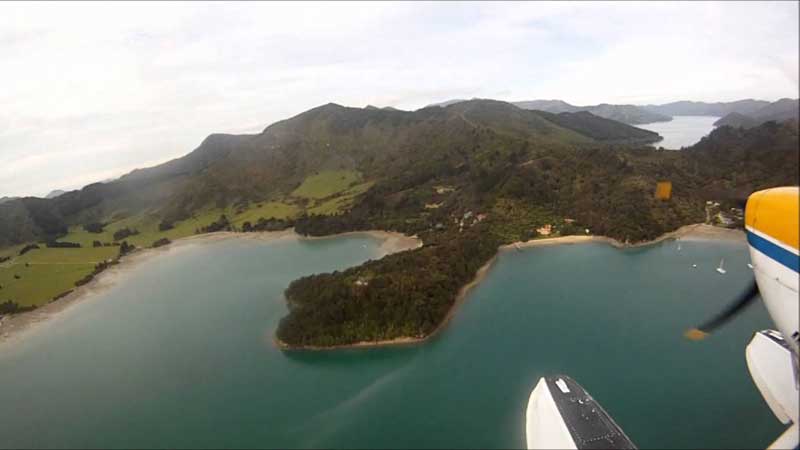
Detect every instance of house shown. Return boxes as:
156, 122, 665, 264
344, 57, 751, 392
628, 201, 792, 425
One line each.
536, 224, 553, 236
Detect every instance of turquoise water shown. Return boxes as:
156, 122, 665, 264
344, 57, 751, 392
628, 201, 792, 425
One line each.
0, 234, 782, 448
638, 115, 717, 150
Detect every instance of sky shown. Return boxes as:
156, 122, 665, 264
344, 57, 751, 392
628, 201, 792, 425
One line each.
1, 1, 798, 198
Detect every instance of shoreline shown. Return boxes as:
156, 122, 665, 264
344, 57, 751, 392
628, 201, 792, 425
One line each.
2, 223, 741, 350
0, 229, 421, 346
277, 223, 745, 351
298, 229, 422, 257
273, 251, 502, 352
502, 223, 744, 251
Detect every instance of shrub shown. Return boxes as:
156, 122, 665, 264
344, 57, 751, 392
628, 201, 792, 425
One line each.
119, 241, 135, 257
199, 215, 230, 233
0, 300, 35, 315
152, 238, 171, 248
19, 244, 40, 255
83, 222, 105, 233
45, 241, 81, 248
52, 290, 73, 301
113, 228, 139, 241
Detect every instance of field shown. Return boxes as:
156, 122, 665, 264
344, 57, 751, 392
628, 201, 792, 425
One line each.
59, 210, 220, 248
229, 201, 299, 226
307, 181, 374, 215
0, 246, 117, 307
0, 176, 375, 309
291, 170, 362, 199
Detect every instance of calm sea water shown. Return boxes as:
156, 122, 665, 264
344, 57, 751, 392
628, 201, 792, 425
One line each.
0, 234, 782, 449
638, 116, 718, 150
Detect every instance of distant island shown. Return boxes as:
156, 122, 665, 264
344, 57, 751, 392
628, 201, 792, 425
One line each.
1, 99, 797, 349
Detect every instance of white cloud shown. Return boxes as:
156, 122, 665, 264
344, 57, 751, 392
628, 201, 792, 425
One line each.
0, 1, 797, 197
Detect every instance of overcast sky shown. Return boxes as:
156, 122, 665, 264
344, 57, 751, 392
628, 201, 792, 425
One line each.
1, 1, 798, 198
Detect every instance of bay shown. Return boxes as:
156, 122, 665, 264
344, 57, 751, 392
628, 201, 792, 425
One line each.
0, 234, 782, 448
639, 116, 718, 150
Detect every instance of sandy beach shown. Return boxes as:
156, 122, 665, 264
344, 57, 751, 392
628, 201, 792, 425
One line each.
502, 223, 744, 251
0, 229, 421, 346
277, 223, 745, 351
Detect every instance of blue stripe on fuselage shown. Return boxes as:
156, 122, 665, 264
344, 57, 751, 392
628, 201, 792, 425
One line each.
747, 230, 799, 273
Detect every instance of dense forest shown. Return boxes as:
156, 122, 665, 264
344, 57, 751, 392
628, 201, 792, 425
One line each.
279, 226, 500, 346
280, 120, 798, 346
0, 100, 797, 346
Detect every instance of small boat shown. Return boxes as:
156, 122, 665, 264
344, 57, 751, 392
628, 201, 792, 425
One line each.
747, 263, 754, 269
716, 258, 727, 274
692, 263, 697, 268
677, 243, 682, 251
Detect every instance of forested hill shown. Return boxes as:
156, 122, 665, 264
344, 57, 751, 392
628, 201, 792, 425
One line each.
0, 100, 659, 247
532, 110, 661, 143
431, 98, 673, 125
1, 98, 797, 348
713, 98, 799, 129
277, 120, 797, 347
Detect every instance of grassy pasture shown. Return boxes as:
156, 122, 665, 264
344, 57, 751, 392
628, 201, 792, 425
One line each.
291, 170, 362, 199
1, 177, 374, 308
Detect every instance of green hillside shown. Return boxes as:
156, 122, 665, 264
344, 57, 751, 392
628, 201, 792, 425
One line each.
1, 100, 797, 346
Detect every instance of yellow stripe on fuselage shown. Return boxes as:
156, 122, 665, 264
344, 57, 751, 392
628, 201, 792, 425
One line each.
745, 187, 799, 252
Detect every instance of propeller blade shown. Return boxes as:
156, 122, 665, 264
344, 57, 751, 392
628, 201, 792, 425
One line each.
685, 280, 759, 340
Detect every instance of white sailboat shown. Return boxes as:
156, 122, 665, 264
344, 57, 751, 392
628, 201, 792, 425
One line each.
677, 242, 681, 251
716, 258, 727, 274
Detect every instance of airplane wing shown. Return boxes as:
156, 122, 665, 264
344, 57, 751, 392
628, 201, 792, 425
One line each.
526, 375, 636, 450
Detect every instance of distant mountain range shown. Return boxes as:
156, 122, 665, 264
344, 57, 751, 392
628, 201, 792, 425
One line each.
642, 99, 771, 117
513, 100, 672, 125
428, 97, 799, 127
429, 98, 671, 125
713, 98, 799, 129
